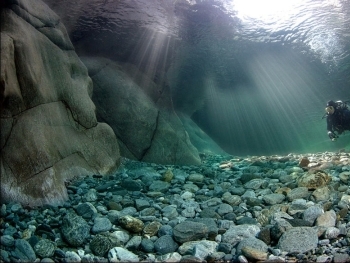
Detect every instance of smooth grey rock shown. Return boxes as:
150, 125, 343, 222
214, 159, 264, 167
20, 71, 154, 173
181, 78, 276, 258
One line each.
270, 220, 293, 241
109, 230, 130, 245
140, 238, 154, 253
140, 207, 156, 217
236, 237, 268, 255
11, 203, 22, 213
187, 173, 204, 183
162, 205, 179, 219
173, 221, 208, 243
236, 217, 258, 225
107, 210, 121, 224
222, 224, 260, 247
0, 204, 6, 217
263, 193, 285, 205
303, 205, 324, 225
279, 174, 294, 183
203, 197, 222, 207
222, 192, 242, 206
0, 249, 10, 263
154, 235, 179, 254
121, 179, 142, 191
207, 251, 226, 262
65, 251, 81, 263
241, 190, 256, 199
244, 179, 265, 190
193, 243, 209, 260
0, 235, 14, 247
240, 174, 262, 184
135, 199, 150, 211
4, 226, 17, 236
1, 1, 120, 207
288, 203, 308, 215
277, 227, 318, 253
200, 207, 220, 219
218, 243, 233, 254
92, 217, 112, 234
149, 180, 170, 192
75, 202, 97, 219
13, 239, 36, 262
231, 187, 246, 196
178, 240, 218, 255
156, 252, 182, 262
333, 253, 350, 263
125, 235, 142, 250
40, 258, 55, 263
217, 220, 235, 230
158, 225, 174, 237
287, 187, 309, 201
181, 206, 196, 218
216, 203, 233, 215
108, 247, 139, 262
81, 254, 108, 263
119, 207, 137, 217
191, 218, 218, 240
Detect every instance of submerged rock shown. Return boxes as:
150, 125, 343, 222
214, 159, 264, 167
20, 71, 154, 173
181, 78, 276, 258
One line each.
297, 171, 332, 190
277, 227, 318, 253
0, 0, 120, 207
61, 213, 90, 247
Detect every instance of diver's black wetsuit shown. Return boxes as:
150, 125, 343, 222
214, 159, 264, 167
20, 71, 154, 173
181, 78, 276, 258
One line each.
327, 105, 350, 136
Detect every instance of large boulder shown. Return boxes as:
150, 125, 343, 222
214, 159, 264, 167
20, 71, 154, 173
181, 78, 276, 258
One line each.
0, 0, 120, 206
81, 57, 201, 165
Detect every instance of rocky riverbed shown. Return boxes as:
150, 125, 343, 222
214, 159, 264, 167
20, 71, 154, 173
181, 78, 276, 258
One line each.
1, 152, 350, 263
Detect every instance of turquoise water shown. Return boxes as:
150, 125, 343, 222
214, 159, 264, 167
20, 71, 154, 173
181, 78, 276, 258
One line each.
43, 0, 350, 155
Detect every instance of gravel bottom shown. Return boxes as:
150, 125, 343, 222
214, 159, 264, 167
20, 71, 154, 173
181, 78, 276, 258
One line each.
1, 152, 350, 263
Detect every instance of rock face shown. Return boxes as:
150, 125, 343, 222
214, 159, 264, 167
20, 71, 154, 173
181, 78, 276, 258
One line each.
0, 0, 120, 206
81, 56, 202, 165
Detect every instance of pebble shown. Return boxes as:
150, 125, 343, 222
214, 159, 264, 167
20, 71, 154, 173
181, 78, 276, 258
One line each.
65, 251, 81, 263
125, 235, 142, 250
154, 235, 178, 254
108, 246, 139, 262
173, 221, 208, 243
92, 217, 112, 233
1, 235, 14, 247
89, 234, 113, 256
61, 212, 90, 247
33, 239, 56, 258
316, 210, 336, 227
0, 152, 349, 263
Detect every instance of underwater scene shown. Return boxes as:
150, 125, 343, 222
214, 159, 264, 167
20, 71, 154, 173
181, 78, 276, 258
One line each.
0, 0, 350, 262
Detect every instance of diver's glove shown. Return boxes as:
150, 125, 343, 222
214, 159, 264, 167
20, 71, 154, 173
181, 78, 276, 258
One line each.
328, 131, 337, 141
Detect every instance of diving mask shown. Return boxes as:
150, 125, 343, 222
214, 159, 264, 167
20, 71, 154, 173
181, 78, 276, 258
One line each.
325, 106, 335, 114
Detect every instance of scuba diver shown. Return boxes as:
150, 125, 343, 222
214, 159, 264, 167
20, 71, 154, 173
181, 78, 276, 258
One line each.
324, 100, 350, 141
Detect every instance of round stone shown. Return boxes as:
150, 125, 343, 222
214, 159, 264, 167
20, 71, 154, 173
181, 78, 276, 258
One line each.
34, 239, 56, 258
119, 215, 144, 233
90, 235, 113, 257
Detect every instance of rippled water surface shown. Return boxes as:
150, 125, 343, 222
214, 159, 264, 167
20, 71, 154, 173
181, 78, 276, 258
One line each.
45, 0, 350, 65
